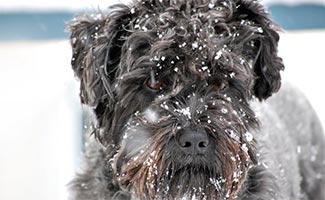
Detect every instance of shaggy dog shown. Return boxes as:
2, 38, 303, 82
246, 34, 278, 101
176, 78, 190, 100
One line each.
67, 0, 325, 199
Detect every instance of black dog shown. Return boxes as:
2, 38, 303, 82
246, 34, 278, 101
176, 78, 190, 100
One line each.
67, 0, 325, 199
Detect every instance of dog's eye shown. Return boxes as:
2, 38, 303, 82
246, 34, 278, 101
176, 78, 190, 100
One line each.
147, 79, 162, 90
146, 70, 162, 91
213, 80, 228, 91
208, 77, 229, 92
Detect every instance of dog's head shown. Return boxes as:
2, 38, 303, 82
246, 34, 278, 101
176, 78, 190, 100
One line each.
68, 0, 283, 199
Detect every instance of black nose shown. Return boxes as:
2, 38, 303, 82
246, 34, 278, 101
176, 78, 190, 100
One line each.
177, 128, 209, 155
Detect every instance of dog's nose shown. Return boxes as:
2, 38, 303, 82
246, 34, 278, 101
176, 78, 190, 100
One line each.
177, 128, 209, 155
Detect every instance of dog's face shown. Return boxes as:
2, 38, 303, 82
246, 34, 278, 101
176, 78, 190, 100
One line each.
68, 0, 283, 199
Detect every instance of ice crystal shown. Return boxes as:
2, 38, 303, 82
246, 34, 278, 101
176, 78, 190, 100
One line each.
245, 132, 253, 142
161, 102, 169, 110
257, 27, 264, 33
175, 107, 191, 119
228, 129, 239, 141
221, 108, 228, 114
179, 42, 187, 48
214, 50, 222, 60
142, 26, 148, 31
71, 37, 77, 44
208, 3, 215, 9
192, 41, 199, 49
240, 57, 245, 65
297, 145, 301, 154
241, 143, 249, 153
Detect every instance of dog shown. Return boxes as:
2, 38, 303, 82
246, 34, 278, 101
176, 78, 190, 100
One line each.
67, 0, 325, 199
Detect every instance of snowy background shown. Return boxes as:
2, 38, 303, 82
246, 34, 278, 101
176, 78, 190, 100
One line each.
1, 0, 325, 11
0, 1, 324, 200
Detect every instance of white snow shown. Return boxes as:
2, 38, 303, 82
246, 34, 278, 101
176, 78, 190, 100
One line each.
0, 0, 130, 13
144, 108, 159, 123
0, 41, 82, 200
261, 0, 325, 6
0, 30, 324, 200
175, 107, 192, 119
1, 0, 324, 13
278, 30, 325, 126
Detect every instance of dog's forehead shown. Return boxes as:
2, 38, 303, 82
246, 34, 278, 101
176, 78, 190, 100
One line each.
122, 33, 254, 86
122, 1, 261, 78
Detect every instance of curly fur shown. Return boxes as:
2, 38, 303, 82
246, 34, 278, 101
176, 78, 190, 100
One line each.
67, 0, 325, 199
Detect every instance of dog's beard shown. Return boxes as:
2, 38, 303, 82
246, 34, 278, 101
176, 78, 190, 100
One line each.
112, 95, 258, 200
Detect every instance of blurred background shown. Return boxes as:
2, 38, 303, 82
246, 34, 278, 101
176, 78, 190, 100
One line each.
0, 0, 324, 199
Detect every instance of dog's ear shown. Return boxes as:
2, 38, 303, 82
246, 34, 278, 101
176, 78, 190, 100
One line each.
67, 5, 132, 107
236, 0, 284, 100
